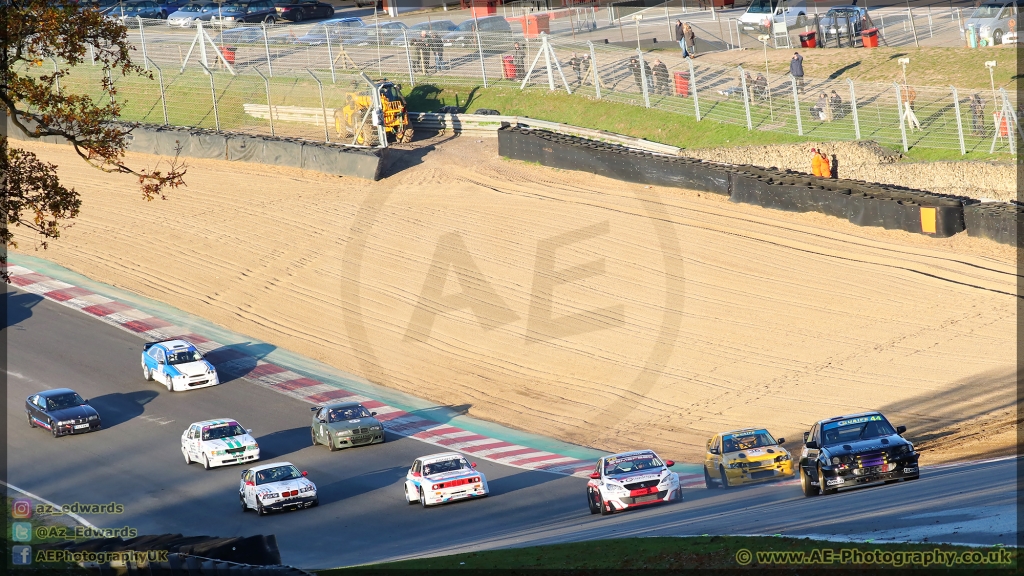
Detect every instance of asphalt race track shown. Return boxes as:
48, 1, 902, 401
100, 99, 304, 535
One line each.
6, 289, 1017, 569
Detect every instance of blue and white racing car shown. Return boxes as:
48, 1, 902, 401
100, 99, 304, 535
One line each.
403, 452, 489, 507
142, 339, 219, 392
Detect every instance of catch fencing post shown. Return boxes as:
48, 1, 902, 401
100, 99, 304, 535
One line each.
543, 35, 555, 91
403, 30, 415, 86
894, 82, 909, 152
262, 22, 273, 76
255, 65, 274, 137
847, 78, 860, 140
147, 57, 168, 126
307, 69, 330, 143
1001, 87, 1024, 143
199, 62, 220, 131
687, 56, 700, 121
907, 6, 920, 47
138, 17, 149, 70
638, 49, 650, 108
588, 41, 601, 99
50, 58, 60, 94
476, 27, 488, 88
326, 34, 336, 83
89, 45, 96, 66
665, 3, 673, 42
950, 86, 965, 155
739, 65, 752, 130
791, 74, 803, 136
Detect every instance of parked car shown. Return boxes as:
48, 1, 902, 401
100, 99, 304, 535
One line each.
273, 0, 333, 22
25, 388, 102, 438
966, 1, 1019, 46
739, 0, 807, 32
213, 26, 267, 45
819, 5, 871, 47
166, 2, 209, 26
209, 0, 277, 24
342, 21, 409, 47
442, 16, 517, 53
289, 17, 364, 45
391, 19, 456, 46
106, 0, 165, 20
157, 0, 190, 17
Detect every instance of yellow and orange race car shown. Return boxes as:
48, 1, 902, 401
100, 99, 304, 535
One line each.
703, 428, 795, 488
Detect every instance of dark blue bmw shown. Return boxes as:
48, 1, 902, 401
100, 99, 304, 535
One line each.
26, 389, 102, 438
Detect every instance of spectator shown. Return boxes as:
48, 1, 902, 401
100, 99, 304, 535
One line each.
829, 90, 844, 119
830, 153, 839, 179
790, 52, 804, 93
580, 54, 592, 85
430, 31, 445, 71
676, 20, 688, 58
512, 42, 525, 79
752, 73, 768, 102
628, 56, 644, 91
569, 52, 582, 86
684, 23, 697, 57
652, 59, 670, 95
900, 82, 921, 131
810, 147, 822, 176
970, 93, 986, 136
414, 31, 429, 75
811, 92, 829, 121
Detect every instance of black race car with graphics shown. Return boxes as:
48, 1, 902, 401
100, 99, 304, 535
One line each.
26, 388, 102, 437
799, 411, 919, 496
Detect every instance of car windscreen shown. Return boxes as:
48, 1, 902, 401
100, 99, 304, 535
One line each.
327, 406, 371, 422
167, 349, 203, 365
722, 430, 776, 453
422, 457, 470, 476
821, 415, 896, 445
603, 453, 663, 476
202, 423, 246, 440
453, 19, 476, 32
747, 0, 775, 14
219, 3, 244, 11
46, 393, 87, 411
177, 4, 202, 12
971, 4, 1004, 18
255, 465, 302, 485
201, 3, 220, 12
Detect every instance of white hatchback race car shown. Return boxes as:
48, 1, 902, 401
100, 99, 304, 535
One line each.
240, 462, 318, 516
182, 419, 260, 469
587, 450, 680, 515
403, 452, 489, 507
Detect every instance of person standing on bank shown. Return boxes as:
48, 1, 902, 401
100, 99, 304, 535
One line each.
569, 52, 583, 86
970, 93, 986, 136
652, 58, 670, 95
628, 56, 644, 91
790, 51, 804, 93
513, 42, 525, 80
684, 22, 697, 57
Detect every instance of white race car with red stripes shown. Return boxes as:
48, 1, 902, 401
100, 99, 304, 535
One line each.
587, 450, 681, 515
404, 452, 489, 507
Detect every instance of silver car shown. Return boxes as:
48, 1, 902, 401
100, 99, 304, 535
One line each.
966, 2, 1018, 46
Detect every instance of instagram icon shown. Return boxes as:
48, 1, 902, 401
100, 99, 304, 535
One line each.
11, 499, 32, 519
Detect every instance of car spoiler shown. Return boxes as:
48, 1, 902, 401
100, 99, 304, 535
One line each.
143, 340, 182, 351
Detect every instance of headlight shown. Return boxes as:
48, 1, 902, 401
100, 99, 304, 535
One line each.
211, 449, 227, 456
225, 16, 235, 21
88, 415, 98, 421
57, 420, 69, 426
370, 425, 382, 431
728, 462, 742, 469
831, 457, 840, 465
604, 483, 626, 493
981, 25, 992, 35
775, 454, 790, 462
299, 485, 315, 493
247, 443, 259, 451
337, 430, 352, 436
263, 492, 279, 499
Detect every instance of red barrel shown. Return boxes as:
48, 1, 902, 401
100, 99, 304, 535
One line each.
799, 31, 816, 48
673, 71, 689, 97
861, 28, 879, 48
502, 55, 517, 80
220, 46, 236, 65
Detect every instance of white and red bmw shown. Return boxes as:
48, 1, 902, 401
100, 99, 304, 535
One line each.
403, 452, 489, 507
587, 450, 680, 515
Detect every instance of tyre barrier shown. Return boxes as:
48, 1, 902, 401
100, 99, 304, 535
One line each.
498, 126, 982, 240
964, 202, 1024, 247
6, 118, 386, 181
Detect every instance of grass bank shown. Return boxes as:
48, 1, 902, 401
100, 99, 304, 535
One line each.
319, 536, 1016, 573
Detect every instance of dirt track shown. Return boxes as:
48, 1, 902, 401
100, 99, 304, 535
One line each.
13, 136, 1017, 465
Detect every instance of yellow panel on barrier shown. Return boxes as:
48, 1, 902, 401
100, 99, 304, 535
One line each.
920, 207, 937, 234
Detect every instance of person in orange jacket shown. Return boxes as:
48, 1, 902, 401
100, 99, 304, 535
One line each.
810, 147, 830, 177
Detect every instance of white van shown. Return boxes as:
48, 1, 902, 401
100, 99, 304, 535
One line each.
739, 0, 808, 32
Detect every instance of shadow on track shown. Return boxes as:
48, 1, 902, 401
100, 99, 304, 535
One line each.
204, 342, 278, 384
6, 290, 43, 328
89, 390, 159, 429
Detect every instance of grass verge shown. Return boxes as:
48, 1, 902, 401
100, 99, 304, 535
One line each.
318, 536, 1016, 574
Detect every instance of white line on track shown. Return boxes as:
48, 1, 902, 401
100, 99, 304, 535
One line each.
1, 481, 99, 529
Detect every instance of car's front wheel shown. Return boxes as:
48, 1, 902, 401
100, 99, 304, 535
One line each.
256, 498, 267, 516
203, 454, 212, 470
993, 29, 1003, 45
419, 487, 429, 508
599, 494, 614, 515
143, 365, 153, 381
796, 13, 806, 27
800, 467, 818, 497
719, 466, 732, 489
28, 414, 36, 428
587, 487, 600, 514
328, 435, 339, 451
294, 10, 303, 22
704, 467, 717, 489
50, 421, 59, 438
182, 448, 192, 465
406, 484, 417, 505
240, 494, 247, 512
310, 427, 318, 446
818, 465, 837, 495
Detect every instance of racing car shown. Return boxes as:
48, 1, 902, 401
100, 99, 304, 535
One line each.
26, 388, 102, 438
703, 428, 794, 488
310, 401, 385, 451
403, 452, 489, 507
587, 450, 679, 515
182, 419, 260, 469
239, 462, 318, 516
141, 339, 219, 392
799, 411, 919, 497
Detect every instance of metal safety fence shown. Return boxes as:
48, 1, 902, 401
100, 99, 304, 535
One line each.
25, 9, 1020, 155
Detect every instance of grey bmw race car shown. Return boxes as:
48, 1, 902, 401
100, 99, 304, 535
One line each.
310, 401, 385, 451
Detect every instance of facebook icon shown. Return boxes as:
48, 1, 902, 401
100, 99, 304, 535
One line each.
12, 545, 33, 565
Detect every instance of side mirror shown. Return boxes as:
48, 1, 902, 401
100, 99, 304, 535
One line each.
777, 438, 785, 445
589, 471, 600, 479
665, 460, 675, 468
471, 462, 477, 468
244, 481, 254, 486
310, 407, 319, 412
241, 470, 248, 477
246, 429, 253, 434
301, 471, 308, 477
803, 432, 810, 442
896, 425, 907, 435
158, 360, 165, 365
412, 471, 421, 478
371, 412, 377, 416
805, 441, 818, 449
318, 419, 326, 423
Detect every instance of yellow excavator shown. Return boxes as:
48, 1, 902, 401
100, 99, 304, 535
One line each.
334, 80, 413, 146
